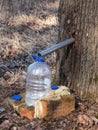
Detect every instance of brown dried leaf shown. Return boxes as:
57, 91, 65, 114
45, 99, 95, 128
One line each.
78, 114, 93, 125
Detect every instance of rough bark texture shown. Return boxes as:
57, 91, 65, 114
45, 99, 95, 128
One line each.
56, 0, 98, 100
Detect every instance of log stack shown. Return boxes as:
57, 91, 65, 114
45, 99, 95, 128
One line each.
7, 86, 75, 120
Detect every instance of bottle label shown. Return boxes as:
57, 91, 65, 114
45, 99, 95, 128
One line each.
44, 78, 51, 87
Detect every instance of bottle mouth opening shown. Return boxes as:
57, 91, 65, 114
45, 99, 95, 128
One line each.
38, 53, 41, 57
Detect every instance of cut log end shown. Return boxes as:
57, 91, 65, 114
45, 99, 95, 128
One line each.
34, 95, 75, 119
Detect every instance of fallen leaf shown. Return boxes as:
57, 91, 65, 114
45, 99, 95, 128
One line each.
78, 114, 93, 125
0, 107, 5, 114
91, 116, 98, 124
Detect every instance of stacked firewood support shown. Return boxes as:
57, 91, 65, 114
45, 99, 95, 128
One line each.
7, 86, 75, 120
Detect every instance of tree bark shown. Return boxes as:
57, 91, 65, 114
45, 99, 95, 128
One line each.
56, 0, 98, 100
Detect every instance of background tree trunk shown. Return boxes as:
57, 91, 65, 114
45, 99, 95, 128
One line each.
0, 0, 33, 18
56, 0, 98, 100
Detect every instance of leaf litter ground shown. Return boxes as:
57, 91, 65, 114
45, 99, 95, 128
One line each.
0, 0, 98, 129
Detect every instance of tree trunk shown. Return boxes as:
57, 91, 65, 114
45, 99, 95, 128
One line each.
56, 0, 98, 100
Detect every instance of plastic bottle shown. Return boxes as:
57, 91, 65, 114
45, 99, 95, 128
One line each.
25, 54, 52, 106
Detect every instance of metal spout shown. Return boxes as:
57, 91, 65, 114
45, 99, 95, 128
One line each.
38, 38, 75, 57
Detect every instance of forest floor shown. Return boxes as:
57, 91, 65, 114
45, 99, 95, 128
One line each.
0, 0, 98, 129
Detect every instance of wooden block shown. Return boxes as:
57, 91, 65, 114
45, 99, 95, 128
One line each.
19, 106, 34, 120
7, 93, 25, 112
7, 94, 35, 120
7, 86, 75, 120
34, 86, 75, 119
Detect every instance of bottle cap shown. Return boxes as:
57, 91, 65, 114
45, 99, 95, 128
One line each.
51, 86, 59, 90
32, 54, 45, 62
12, 94, 22, 101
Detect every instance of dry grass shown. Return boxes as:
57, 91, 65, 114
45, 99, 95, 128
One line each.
0, 0, 59, 90
0, 0, 59, 57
